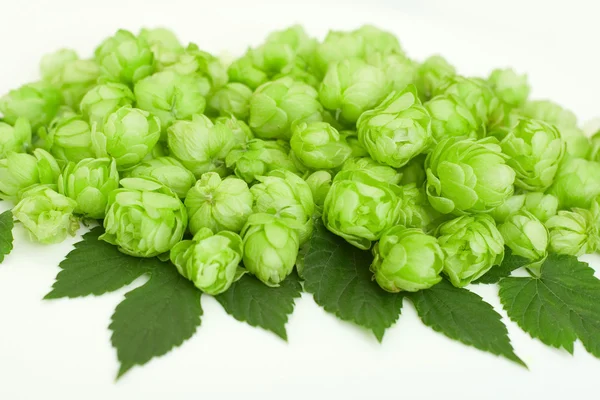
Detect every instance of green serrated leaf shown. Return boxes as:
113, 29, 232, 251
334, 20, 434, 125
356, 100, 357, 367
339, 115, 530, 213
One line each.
110, 263, 202, 378
44, 227, 161, 299
409, 279, 526, 366
499, 253, 600, 358
303, 221, 403, 341
475, 247, 529, 284
215, 272, 302, 340
0, 210, 14, 264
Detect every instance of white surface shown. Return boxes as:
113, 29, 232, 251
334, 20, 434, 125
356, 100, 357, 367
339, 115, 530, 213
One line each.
1, 1, 600, 399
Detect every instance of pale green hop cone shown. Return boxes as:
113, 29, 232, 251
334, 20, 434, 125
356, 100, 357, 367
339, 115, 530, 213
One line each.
101, 177, 187, 257
126, 156, 195, 199
0, 149, 61, 200
290, 121, 351, 170
79, 82, 135, 130
208, 82, 253, 120
226, 138, 297, 184
170, 228, 244, 295
499, 211, 548, 273
340, 156, 402, 185
0, 82, 63, 130
0, 117, 32, 158
545, 208, 600, 257
547, 157, 600, 209
45, 113, 95, 162
371, 225, 444, 292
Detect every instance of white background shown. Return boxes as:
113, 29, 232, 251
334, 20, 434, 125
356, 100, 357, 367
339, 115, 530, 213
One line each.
1, 0, 600, 399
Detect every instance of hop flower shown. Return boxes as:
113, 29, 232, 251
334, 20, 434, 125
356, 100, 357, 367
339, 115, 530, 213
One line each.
548, 157, 600, 209
0, 82, 63, 130
12, 185, 79, 244
167, 43, 228, 90
425, 95, 480, 143
92, 106, 161, 170
319, 59, 389, 124
249, 77, 323, 140
185, 172, 253, 235
79, 83, 135, 130
340, 156, 402, 185
214, 116, 254, 149
208, 83, 253, 120
0, 149, 60, 200
322, 170, 402, 249
436, 214, 504, 287
167, 114, 234, 178
371, 226, 444, 292
138, 27, 184, 69
357, 85, 432, 168
0, 118, 31, 158
170, 228, 244, 295
45, 114, 95, 162
523, 192, 558, 223
94, 29, 154, 85
496, 118, 565, 191
546, 208, 600, 256
521, 100, 577, 129
305, 170, 332, 211
365, 52, 417, 93
425, 137, 515, 215
250, 169, 314, 244
499, 211, 548, 272
290, 121, 351, 170
414, 55, 456, 101
487, 68, 530, 108
241, 213, 300, 286
57, 158, 119, 219
226, 138, 297, 183
227, 55, 269, 90
134, 70, 207, 135
101, 177, 187, 257
125, 156, 195, 198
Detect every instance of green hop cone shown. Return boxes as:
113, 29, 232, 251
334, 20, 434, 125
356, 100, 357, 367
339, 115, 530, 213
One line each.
546, 208, 600, 256
92, 105, 161, 170
12, 185, 79, 244
40, 50, 101, 109
357, 85, 432, 168
125, 156, 195, 198
214, 116, 254, 149
138, 27, 184, 69
185, 172, 253, 235
57, 158, 119, 219
94, 29, 155, 85
415, 55, 456, 101
425, 137, 515, 214
313, 30, 365, 77
305, 170, 332, 210
0, 118, 32, 158
438, 76, 503, 129
499, 211, 548, 272
134, 70, 207, 135
490, 194, 525, 224
247, 43, 296, 78
208, 82, 253, 120
241, 213, 300, 287
265, 25, 316, 61
436, 214, 504, 287
250, 169, 314, 244
497, 118, 566, 191
45, 114, 95, 162
101, 177, 187, 257
79, 83, 135, 130
547, 157, 600, 209
365, 52, 417, 93
523, 192, 558, 222
558, 126, 590, 159
225, 138, 297, 183
322, 170, 402, 250
0, 149, 60, 200
521, 100, 577, 129
340, 156, 402, 185
227, 55, 269, 90
167, 43, 228, 90
353, 25, 403, 56
290, 121, 351, 170
487, 68, 530, 108
397, 184, 442, 231
248, 77, 323, 140
168, 114, 234, 178
425, 95, 480, 143
319, 59, 389, 124
340, 129, 369, 158
371, 226, 444, 292
170, 228, 244, 295
0, 82, 63, 130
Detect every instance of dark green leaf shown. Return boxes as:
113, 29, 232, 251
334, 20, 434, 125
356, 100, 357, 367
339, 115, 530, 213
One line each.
44, 227, 160, 299
499, 253, 600, 357
110, 263, 202, 378
215, 272, 302, 340
475, 247, 529, 284
303, 221, 403, 341
410, 280, 525, 366
0, 210, 14, 264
